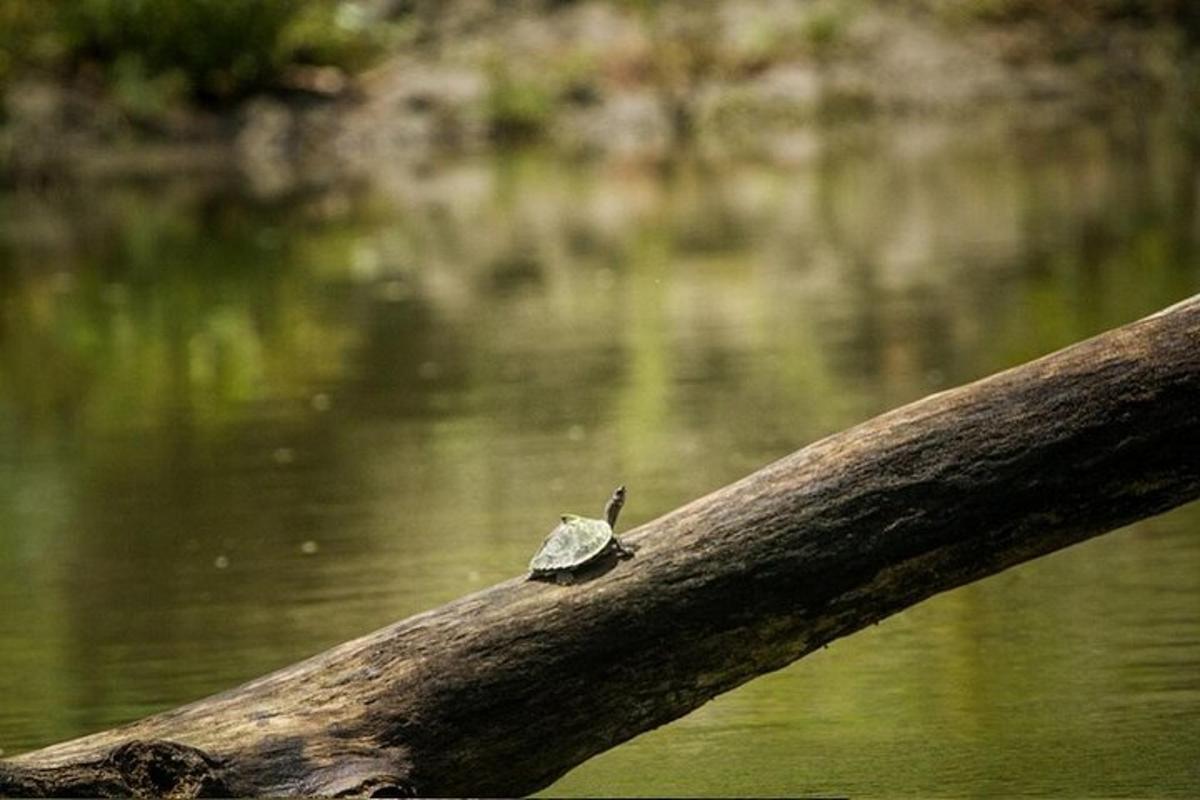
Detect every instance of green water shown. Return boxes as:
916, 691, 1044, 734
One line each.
1, 121, 1198, 797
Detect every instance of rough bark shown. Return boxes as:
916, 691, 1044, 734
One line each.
3, 295, 1199, 798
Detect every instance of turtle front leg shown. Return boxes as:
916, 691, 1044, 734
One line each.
612, 538, 635, 559
555, 570, 577, 586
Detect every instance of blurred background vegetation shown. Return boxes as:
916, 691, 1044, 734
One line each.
0, 0, 379, 107
1, 0, 1199, 172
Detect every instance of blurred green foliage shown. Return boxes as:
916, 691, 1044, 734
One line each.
0, 1, 60, 89
485, 53, 600, 142
487, 67, 557, 142
927, 0, 1200, 33
0, 0, 378, 105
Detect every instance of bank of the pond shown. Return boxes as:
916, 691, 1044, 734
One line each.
1, 0, 1198, 185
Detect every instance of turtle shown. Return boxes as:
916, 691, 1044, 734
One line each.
528, 485, 633, 584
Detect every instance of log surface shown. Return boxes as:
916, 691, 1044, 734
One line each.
3, 295, 1200, 798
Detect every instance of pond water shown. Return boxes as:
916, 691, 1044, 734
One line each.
1, 119, 1198, 797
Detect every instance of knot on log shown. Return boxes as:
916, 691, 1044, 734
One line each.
104, 740, 230, 798
0, 739, 230, 798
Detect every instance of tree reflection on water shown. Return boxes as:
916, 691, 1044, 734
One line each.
0, 119, 1198, 796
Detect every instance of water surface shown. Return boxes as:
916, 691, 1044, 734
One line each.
1, 120, 1198, 796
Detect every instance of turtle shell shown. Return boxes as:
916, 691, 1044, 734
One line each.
529, 514, 614, 574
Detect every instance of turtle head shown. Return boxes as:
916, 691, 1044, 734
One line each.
604, 485, 626, 528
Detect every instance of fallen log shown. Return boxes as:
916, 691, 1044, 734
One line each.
3, 294, 1199, 798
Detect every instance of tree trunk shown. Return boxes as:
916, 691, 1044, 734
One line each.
3, 295, 1199, 798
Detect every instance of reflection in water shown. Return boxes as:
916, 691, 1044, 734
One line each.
0, 120, 1198, 795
